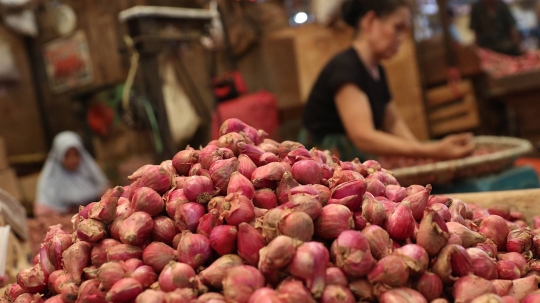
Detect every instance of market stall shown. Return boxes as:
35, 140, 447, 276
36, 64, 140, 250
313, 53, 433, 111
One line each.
0, 119, 539, 303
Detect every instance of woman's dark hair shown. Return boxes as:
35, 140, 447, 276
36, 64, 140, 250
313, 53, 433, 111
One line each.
342, 0, 409, 27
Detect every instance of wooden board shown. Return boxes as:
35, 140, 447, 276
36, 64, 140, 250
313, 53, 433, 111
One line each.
383, 34, 429, 140
428, 95, 477, 122
416, 37, 482, 87
425, 81, 473, 107
451, 189, 540, 226
488, 69, 540, 98
0, 26, 47, 158
0, 168, 22, 202
430, 109, 480, 137
262, 30, 303, 109
262, 24, 353, 109
425, 80, 480, 137
293, 24, 354, 104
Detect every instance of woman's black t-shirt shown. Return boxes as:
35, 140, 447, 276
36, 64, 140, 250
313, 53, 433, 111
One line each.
303, 47, 392, 138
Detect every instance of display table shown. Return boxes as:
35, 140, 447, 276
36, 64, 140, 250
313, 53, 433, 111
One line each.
431, 165, 539, 194
486, 69, 540, 140
451, 188, 540, 225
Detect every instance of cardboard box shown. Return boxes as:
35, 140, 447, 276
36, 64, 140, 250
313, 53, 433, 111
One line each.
0, 138, 8, 171
262, 24, 353, 109
0, 169, 21, 202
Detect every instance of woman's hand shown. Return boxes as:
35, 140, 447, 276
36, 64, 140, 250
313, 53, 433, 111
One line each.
427, 133, 475, 160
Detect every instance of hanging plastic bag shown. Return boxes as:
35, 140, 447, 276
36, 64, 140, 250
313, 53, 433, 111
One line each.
160, 57, 201, 147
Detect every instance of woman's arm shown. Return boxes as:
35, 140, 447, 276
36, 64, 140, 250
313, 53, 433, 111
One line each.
383, 102, 419, 143
335, 84, 474, 159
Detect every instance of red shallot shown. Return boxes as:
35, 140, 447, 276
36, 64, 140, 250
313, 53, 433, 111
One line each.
288, 242, 329, 298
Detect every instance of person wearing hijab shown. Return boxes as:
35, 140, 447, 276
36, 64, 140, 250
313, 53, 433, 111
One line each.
34, 131, 109, 217
302, 0, 474, 161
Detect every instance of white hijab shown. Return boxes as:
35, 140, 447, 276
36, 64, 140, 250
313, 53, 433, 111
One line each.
37, 131, 109, 213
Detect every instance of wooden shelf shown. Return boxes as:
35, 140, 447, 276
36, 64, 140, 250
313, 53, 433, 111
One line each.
488, 69, 540, 98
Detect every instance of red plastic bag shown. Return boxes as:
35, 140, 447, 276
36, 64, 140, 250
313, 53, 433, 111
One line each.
212, 90, 279, 140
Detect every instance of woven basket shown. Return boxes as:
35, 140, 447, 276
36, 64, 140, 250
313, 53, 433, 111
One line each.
389, 136, 533, 187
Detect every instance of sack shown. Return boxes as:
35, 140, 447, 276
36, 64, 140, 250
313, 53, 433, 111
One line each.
161, 60, 201, 146
212, 90, 279, 140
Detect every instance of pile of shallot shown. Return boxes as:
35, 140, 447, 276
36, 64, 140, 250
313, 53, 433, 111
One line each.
3, 118, 540, 303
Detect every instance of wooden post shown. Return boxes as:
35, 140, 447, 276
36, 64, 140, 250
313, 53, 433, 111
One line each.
125, 18, 176, 162
436, 0, 458, 68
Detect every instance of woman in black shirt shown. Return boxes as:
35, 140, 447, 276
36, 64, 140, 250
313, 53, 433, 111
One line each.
303, 0, 474, 161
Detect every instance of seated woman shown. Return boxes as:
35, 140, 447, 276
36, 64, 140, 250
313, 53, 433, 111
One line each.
302, 0, 474, 161
34, 131, 109, 217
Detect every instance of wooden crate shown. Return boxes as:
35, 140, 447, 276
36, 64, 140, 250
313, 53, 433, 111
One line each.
425, 80, 480, 137
416, 38, 482, 87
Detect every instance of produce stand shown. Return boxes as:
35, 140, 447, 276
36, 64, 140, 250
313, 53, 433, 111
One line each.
487, 69, 540, 99
481, 50, 540, 139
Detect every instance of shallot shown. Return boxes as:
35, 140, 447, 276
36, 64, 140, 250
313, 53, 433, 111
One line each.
222, 265, 265, 303
330, 231, 375, 278
10, 119, 540, 303
177, 231, 212, 269
288, 242, 329, 298
221, 193, 255, 226
415, 272, 443, 302
379, 288, 427, 303
367, 255, 409, 287
314, 204, 354, 240
276, 279, 316, 303
209, 225, 238, 256
158, 262, 195, 291
453, 275, 496, 303
320, 285, 355, 303
199, 255, 244, 289
142, 242, 177, 273
237, 223, 265, 266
